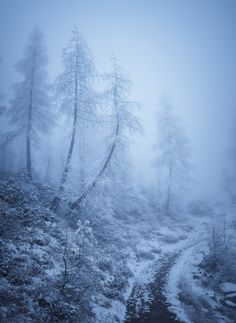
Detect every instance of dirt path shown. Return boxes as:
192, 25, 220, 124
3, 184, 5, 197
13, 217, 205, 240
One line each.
125, 253, 182, 323
125, 238, 209, 322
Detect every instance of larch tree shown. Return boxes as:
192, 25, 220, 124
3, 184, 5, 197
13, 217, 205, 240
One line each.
50, 29, 95, 211
68, 57, 141, 213
153, 95, 192, 215
6, 28, 52, 179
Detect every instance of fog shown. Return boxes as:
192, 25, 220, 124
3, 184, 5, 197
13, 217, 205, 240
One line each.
1, 2, 236, 322
1, 0, 236, 202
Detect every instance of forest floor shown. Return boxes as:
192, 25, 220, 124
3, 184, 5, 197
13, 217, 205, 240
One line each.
124, 218, 236, 323
0, 172, 236, 322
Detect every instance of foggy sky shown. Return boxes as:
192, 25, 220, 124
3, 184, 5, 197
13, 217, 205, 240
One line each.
1, 0, 236, 201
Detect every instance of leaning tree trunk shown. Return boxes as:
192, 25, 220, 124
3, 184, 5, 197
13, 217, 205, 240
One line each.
50, 56, 79, 211
67, 114, 120, 215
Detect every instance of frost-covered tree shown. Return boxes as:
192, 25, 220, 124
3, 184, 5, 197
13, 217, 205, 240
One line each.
50, 29, 95, 211
68, 57, 141, 213
6, 28, 52, 179
153, 95, 192, 215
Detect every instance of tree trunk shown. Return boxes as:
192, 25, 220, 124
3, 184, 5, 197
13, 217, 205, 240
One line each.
67, 114, 120, 214
165, 161, 172, 214
44, 152, 51, 184
79, 131, 85, 193
50, 54, 79, 211
165, 183, 171, 214
26, 64, 35, 180
26, 106, 32, 179
67, 81, 120, 215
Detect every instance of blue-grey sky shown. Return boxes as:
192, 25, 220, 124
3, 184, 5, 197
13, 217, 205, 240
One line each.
1, 0, 236, 200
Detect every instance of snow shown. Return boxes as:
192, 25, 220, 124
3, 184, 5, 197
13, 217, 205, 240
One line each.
1, 172, 236, 323
92, 298, 126, 323
163, 217, 213, 323
225, 299, 236, 307
163, 207, 236, 323
165, 241, 206, 323
220, 282, 236, 293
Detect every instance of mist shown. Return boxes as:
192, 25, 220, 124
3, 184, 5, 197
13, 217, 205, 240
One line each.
0, 1, 236, 322
1, 0, 236, 200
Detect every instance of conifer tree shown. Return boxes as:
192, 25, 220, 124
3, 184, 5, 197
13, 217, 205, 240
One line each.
7, 28, 52, 179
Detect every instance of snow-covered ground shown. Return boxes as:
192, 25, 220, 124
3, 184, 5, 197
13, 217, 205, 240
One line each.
165, 207, 236, 323
1, 172, 236, 323
122, 212, 211, 322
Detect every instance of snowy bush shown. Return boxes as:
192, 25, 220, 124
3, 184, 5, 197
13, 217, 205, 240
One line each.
200, 218, 236, 288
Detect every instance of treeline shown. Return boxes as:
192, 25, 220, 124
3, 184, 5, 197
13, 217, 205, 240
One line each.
0, 27, 194, 216
0, 27, 142, 213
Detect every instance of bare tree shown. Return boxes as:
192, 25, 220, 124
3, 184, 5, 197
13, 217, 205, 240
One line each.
50, 29, 95, 211
153, 95, 192, 215
6, 28, 52, 179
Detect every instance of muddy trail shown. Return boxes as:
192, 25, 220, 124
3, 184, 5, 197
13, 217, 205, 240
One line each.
125, 253, 182, 323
